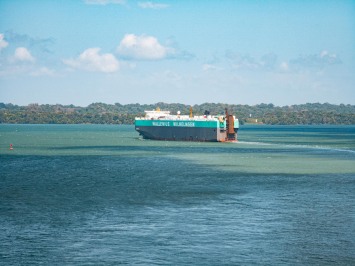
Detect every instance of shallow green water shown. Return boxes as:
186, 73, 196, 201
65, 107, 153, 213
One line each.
1, 124, 354, 174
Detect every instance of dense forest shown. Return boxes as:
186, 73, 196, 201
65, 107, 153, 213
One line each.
0, 102, 354, 125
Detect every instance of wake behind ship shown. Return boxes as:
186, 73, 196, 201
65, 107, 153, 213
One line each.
135, 108, 239, 142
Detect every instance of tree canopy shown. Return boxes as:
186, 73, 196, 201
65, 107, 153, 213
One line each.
1, 102, 354, 125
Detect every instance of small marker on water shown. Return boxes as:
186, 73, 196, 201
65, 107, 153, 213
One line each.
9, 144, 13, 150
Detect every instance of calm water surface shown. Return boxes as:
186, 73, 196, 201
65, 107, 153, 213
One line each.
1, 124, 354, 265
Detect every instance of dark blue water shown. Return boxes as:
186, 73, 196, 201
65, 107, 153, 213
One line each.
1, 125, 354, 265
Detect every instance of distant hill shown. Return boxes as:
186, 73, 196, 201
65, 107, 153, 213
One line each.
1, 102, 354, 125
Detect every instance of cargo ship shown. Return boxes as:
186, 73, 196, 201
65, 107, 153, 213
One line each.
135, 107, 239, 142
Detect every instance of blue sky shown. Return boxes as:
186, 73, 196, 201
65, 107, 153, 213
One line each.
0, 0, 354, 106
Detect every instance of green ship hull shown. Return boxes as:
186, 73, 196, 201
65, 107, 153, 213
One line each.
135, 118, 239, 142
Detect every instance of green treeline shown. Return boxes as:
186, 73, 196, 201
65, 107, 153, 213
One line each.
0, 102, 354, 125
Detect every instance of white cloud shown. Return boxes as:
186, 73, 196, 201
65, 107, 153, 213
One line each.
63, 48, 119, 73
290, 51, 341, 68
226, 52, 260, 70
0, 34, 9, 51
280, 62, 289, 72
14, 47, 35, 62
4, 31, 55, 54
319, 50, 340, 63
202, 64, 220, 72
84, 0, 125, 5
138, 1, 169, 9
117, 34, 174, 60
260, 53, 277, 69
0, 64, 58, 77
30, 67, 55, 77
226, 51, 278, 71
320, 50, 329, 58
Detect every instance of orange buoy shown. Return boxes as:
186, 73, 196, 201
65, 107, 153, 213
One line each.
9, 144, 13, 150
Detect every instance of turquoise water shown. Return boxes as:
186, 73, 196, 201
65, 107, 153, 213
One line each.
1, 124, 354, 265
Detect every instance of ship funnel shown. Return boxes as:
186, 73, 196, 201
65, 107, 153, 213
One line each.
225, 108, 236, 141
189, 106, 193, 118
